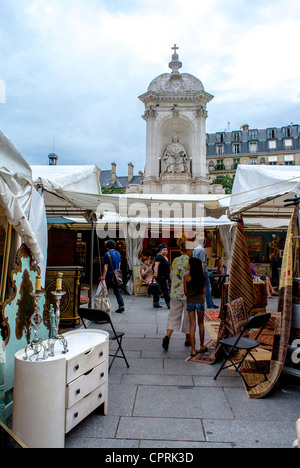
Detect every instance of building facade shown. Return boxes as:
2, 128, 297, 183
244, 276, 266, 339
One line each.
207, 123, 300, 180
100, 162, 143, 193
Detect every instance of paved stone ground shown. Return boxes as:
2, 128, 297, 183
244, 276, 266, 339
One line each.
65, 293, 300, 449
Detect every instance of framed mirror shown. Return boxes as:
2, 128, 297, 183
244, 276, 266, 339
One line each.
0, 211, 12, 340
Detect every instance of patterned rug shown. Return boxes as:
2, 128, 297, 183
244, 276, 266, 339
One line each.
228, 220, 257, 314
188, 220, 258, 366
186, 308, 278, 367
245, 206, 299, 399
187, 298, 248, 364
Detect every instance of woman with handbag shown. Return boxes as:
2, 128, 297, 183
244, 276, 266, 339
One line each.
103, 239, 125, 313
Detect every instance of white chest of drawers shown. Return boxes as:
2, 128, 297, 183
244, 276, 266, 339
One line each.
12, 329, 109, 448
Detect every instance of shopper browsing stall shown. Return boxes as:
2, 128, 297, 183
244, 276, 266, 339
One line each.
153, 244, 170, 309
162, 239, 191, 351
184, 257, 207, 357
103, 239, 125, 313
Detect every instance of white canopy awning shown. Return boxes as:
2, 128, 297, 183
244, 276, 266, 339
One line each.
93, 212, 233, 227
96, 193, 230, 221
31, 165, 102, 217
0, 130, 47, 268
31, 165, 230, 219
229, 165, 300, 217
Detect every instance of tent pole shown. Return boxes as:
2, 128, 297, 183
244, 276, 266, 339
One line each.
89, 220, 95, 309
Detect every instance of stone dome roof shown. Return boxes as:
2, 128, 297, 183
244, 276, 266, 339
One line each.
141, 45, 207, 99
139, 45, 213, 105
147, 72, 205, 94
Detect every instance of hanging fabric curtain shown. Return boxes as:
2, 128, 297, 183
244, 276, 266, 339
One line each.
219, 223, 236, 274
126, 222, 147, 295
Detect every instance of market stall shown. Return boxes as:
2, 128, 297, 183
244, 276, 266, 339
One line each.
228, 165, 300, 397
0, 130, 48, 422
31, 167, 231, 298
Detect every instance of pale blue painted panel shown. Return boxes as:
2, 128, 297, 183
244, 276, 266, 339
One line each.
2, 253, 49, 421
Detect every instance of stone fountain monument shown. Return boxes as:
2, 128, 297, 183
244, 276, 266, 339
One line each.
139, 45, 214, 194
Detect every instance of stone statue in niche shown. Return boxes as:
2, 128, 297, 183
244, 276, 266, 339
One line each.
162, 136, 189, 174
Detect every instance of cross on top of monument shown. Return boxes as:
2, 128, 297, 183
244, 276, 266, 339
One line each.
172, 44, 179, 56
169, 44, 182, 74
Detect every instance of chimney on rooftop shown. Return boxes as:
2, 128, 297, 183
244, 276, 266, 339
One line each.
128, 162, 134, 182
111, 162, 117, 185
241, 124, 249, 131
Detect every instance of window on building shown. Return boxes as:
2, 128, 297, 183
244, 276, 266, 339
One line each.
249, 129, 258, 140
267, 128, 276, 139
260, 157, 266, 165
233, 158, 240, 169
216, 133, 225, 143
284, 155, 294, 165
249, 142, 258, 153
284, 138, 293, 149
232, 131, 241, 141
282, 126, 292, 138
216, 159, 225, 170
268, 140, 277, 151
233, 143, 241, 154
269, 155, 278, 165
216, 144, 224, 155
250, 157, 258, 165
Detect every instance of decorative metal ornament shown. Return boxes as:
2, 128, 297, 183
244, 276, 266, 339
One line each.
23, 290, 48, 361
47, 290, 69, 357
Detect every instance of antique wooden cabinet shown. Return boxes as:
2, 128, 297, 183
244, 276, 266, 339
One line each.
45, 266, 83, 327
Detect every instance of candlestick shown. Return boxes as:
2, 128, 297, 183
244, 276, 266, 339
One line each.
35, 275, 42, 292
23, 290, 48, 361
48, 290, 69, 356
49, 305, 56, 339
56, 272, 63, 291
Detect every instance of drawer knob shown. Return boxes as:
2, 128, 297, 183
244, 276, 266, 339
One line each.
99, 351, 104, 357
98, 393, 103, 399
76, 389, 81, 395
100, 372, 105, 378
74, 412, 79, 419
74, 364, 80, 371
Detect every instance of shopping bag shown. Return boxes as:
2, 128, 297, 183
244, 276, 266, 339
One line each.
94, 277, 112, 316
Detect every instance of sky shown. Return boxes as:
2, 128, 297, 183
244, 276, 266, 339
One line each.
1, 0, 300, 176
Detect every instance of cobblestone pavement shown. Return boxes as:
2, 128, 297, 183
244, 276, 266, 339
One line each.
65, 293, 300, 449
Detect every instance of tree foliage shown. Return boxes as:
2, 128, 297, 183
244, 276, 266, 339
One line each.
102, 187, 126, 194
210, 174, 235, 194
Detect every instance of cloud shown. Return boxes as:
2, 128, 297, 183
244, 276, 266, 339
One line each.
0, 80, 5, 103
